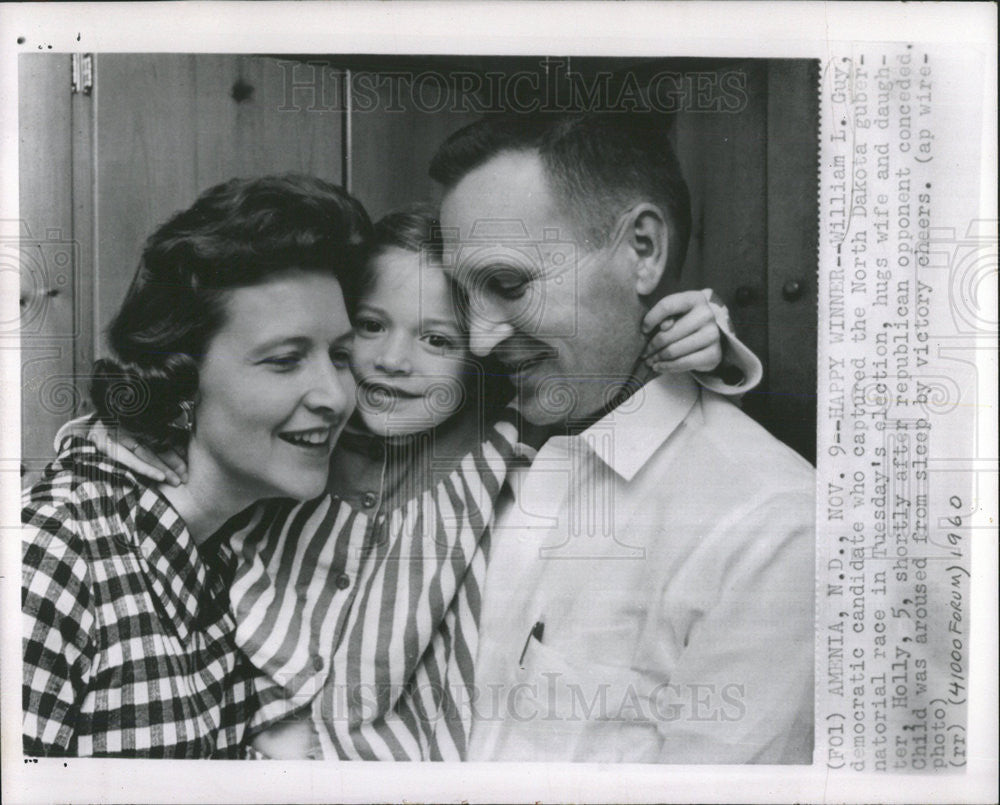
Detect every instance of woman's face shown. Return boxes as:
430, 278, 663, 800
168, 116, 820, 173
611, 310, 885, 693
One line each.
352, 247, 471, 436
192, 270, 356, 502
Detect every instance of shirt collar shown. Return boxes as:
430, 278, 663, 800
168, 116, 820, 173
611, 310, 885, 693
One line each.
571, 373, 700, 481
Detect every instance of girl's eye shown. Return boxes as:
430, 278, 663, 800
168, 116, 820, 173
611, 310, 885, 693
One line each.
357, 318, 384, 335
424, 333, 457, 351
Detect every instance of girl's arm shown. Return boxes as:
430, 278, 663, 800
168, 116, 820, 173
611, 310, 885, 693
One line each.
53, 415, 186, 486
641, 288, 763, 397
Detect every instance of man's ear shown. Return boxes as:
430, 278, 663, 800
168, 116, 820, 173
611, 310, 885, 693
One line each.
624, 204, 670, 297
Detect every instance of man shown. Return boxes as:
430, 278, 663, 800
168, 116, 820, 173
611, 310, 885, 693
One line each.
431, 112, 815, 763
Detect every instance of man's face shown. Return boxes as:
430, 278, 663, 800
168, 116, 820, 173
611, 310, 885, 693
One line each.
439, 150, 647, 425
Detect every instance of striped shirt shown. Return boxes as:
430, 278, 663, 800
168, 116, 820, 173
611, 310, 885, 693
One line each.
227, 407, 525, 759
22, 437, 257, 757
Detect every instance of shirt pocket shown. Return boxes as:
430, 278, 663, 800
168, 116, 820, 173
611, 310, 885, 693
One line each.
508, 638, 665, 762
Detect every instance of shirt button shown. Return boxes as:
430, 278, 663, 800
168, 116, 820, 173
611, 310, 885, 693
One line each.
312, 655, 324, 671
362, 492, 377, 508
335, 573, 351, 590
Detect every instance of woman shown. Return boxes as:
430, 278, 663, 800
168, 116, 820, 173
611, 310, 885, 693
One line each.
21, 174, 371, 757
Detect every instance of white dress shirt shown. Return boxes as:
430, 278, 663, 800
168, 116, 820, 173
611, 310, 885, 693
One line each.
469, 373, 815, 763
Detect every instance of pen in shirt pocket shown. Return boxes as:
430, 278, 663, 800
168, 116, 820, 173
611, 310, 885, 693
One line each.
518, 620, 545, 668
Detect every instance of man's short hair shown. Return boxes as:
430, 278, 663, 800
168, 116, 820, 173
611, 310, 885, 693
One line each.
429, 112, 692, 278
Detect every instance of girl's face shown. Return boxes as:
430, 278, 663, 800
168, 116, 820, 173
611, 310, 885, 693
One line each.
191, 270, 356, 502
352, 247, 471, 436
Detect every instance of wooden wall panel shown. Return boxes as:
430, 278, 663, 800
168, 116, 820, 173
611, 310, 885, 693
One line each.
92, 54, 200, 340
765, 60, 819, 460
674, 62, 769, 354
672, 61, 771, 420
71, 59, 96, 426
18, 55, 76, 479
91, 54, 345, 356
349, 73, 481, 220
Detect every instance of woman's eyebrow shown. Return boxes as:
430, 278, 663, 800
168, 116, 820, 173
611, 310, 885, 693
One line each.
249, 335, 312, 355
248, 329, 354, 358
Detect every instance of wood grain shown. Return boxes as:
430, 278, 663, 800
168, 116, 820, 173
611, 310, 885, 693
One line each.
350, 71, 481, 220
18, 55, 76, 481
672, 61, 772, 430
765, 59, 819, 460
91, 54, 346, 354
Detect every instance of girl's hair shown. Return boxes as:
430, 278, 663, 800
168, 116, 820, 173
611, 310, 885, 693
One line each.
366, 202, 478, 326
91, 174, 373, 446
362, 202, 444, 296
371, 201, 443, 258
367, 202, 513, 413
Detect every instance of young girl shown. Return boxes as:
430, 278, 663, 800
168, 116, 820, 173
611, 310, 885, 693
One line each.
81, 203, 762, 760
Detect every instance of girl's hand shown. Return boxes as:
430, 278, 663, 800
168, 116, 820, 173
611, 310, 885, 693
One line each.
640, 290, 724, 374
90, 421, 188, 486
251, 716, 321, 759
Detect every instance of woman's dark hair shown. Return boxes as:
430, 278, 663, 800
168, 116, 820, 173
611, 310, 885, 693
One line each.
91, 174, 372, 446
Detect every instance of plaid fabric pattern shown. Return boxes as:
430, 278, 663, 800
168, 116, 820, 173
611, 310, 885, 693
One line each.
229, 408, 530, 760
22, 436, 257, 758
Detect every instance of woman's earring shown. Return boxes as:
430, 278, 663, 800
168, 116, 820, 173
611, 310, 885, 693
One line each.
175, 400, 196, 434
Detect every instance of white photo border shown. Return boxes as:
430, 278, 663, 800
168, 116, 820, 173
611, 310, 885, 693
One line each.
1, 3, 995, 803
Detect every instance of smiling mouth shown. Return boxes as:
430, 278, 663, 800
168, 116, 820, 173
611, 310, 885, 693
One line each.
278, 427, 333, 450
362, 383, 424, 401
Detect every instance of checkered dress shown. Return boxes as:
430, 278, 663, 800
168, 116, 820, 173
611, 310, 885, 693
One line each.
21, 436, 257, 757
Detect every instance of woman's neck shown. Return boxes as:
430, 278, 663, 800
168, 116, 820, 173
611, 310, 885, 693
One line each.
157, 440, 257, 545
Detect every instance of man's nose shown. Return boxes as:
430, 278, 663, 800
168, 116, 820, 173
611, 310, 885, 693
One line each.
375, 335, 413, 375
467, 308, 515, 357
303, 359, 355, 419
